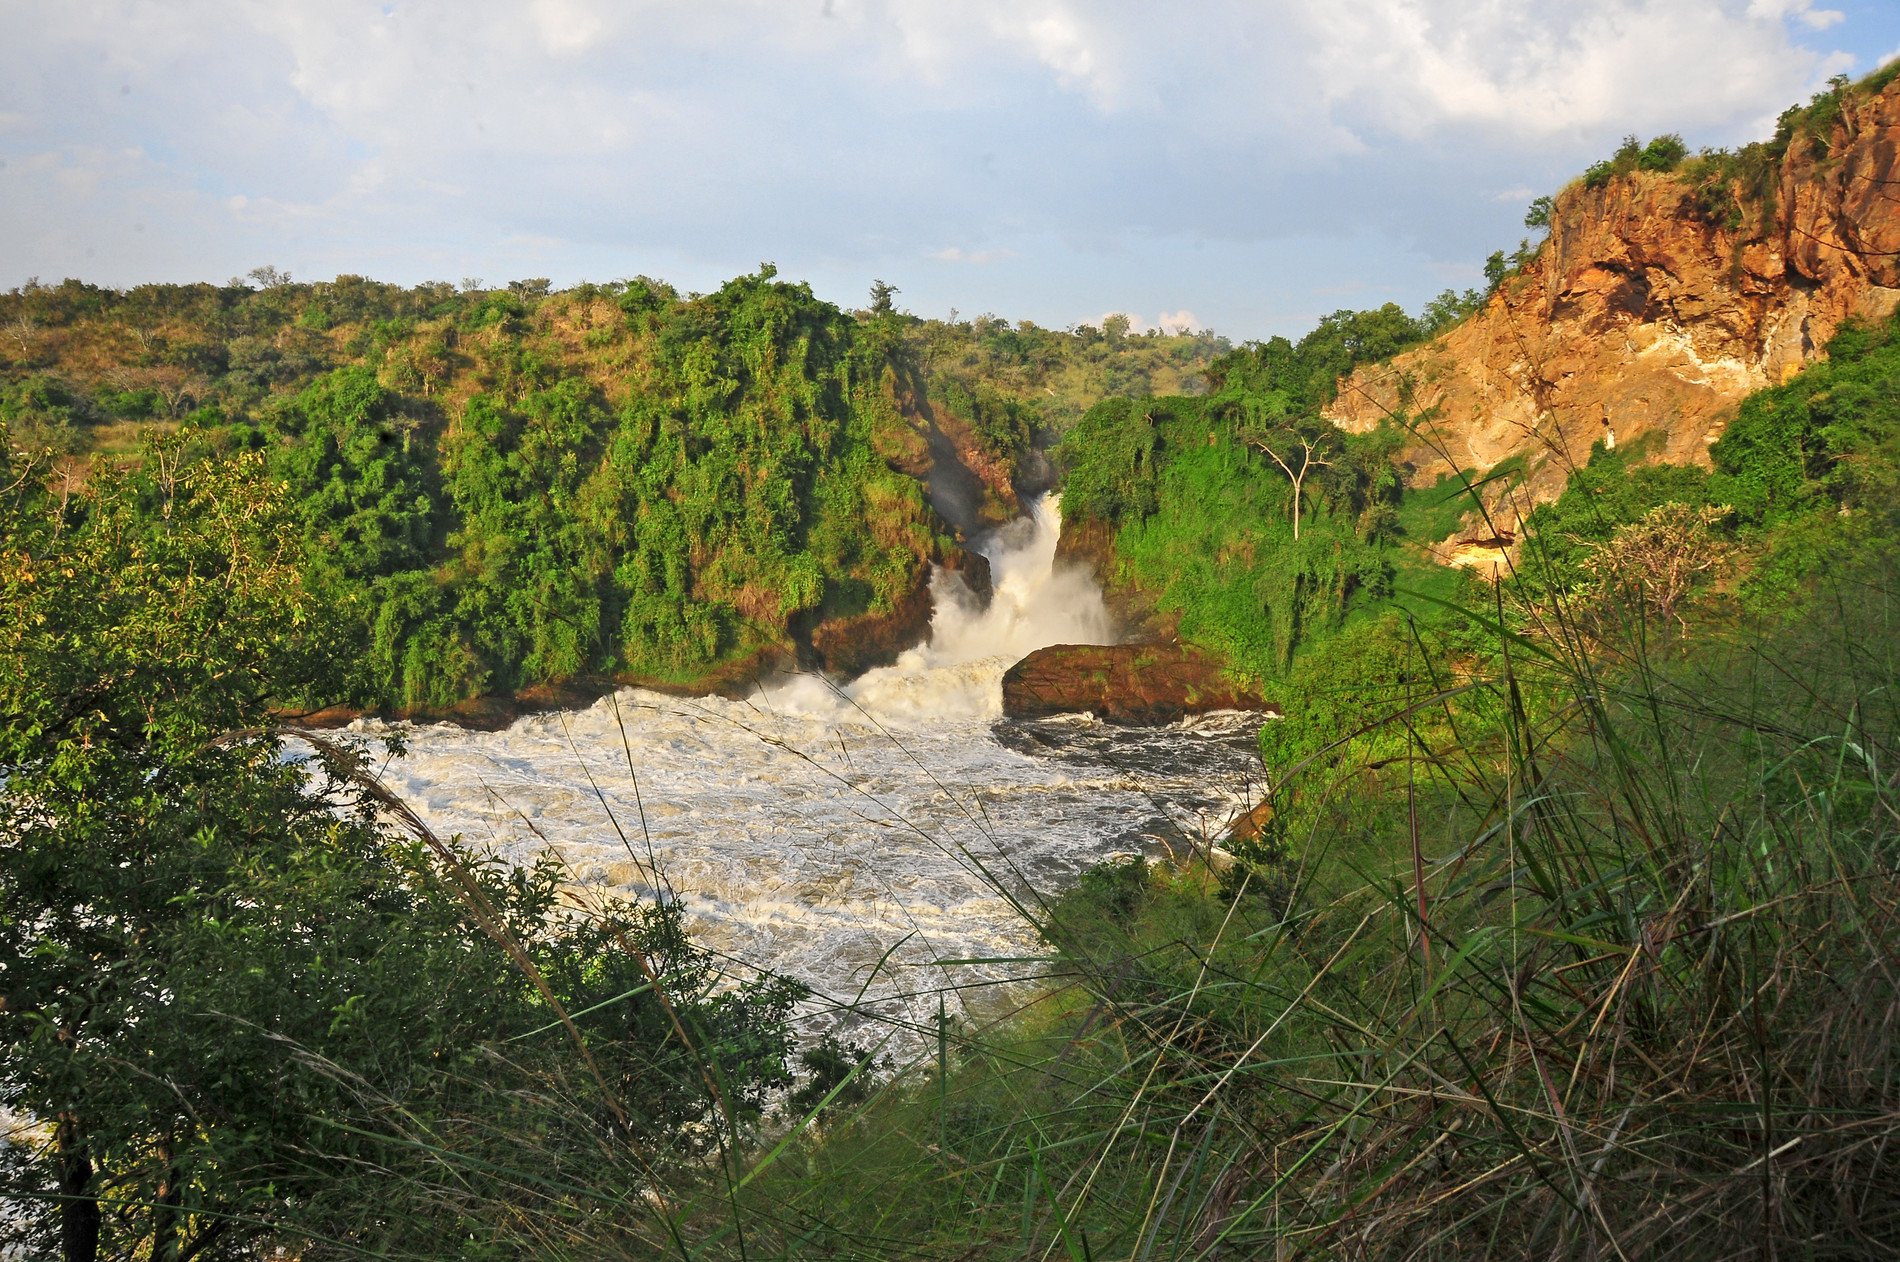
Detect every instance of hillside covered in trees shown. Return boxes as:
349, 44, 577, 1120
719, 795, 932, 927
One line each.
0, 269, 1227, 717
1053, 65, 1900, 708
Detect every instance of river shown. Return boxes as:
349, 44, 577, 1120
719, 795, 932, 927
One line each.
354, 497, 1267, 1037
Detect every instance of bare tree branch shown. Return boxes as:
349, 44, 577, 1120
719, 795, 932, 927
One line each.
1249, 436, 1332, 541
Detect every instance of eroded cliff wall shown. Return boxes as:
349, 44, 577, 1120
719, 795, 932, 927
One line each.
1325, 77, 1900, 540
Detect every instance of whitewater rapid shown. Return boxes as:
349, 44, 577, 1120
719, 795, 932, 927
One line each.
354, 498, 1266, 1035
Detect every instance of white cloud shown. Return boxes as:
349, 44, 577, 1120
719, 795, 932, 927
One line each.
0, 0, 1884, 334
1748, 1, 1844, 32
1298, 0, 1842, 139
530, 0, 608, 55
1158, 308, 1196, 333
985, 7, 1126, 108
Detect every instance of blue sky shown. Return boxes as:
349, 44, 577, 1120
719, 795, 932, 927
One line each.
2, 1, 1896, 341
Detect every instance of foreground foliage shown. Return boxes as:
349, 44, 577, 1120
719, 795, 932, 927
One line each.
8, 209, 1900, 1261
771, 572, 1897, 1258
0, 436, 803, 1260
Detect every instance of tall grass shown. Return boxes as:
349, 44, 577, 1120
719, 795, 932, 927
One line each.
258, 559, 1900, 1259
713, 565, 1900, 1258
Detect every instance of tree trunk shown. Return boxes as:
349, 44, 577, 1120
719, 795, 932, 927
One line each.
55, 1114, 99, 1262
152, 1130, 182, 1262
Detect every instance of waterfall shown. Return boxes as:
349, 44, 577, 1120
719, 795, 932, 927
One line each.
353, 495, 1258, 1037
768, 493, 1114, 724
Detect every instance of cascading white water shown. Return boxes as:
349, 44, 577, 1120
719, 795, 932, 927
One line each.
768, 495, 1113, 724
356, 495, 1262, 1034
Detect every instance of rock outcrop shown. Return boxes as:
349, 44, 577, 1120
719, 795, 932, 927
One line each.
1002, 644, 1279, 724
806, 575, 935, 677
1224, 799, 1275, 845
804, 540, 992, 677
1325, 77, 1900, 546
941, 545, 993, 605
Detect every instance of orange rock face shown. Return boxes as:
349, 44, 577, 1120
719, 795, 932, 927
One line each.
1325, 78, 1900, 542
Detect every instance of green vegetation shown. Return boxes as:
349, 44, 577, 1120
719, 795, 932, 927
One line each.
9, 136, 1900, 1250
743, 556, 1900, 1257
0, 432, 804, 1259
12, 307, 1896, 1256
726, 309, 1900, 1262
1517, 309, 1900, 612
827, 313, 1889, 1256
1055, 302, 1485, 682
0, 272, 1231, 713
896, 309, 1229, 433
0, 270, 957, 710
1582, 131, 1692, 189
1558, 64, 1900, 236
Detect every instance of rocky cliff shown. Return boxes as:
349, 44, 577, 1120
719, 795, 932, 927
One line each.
1326, 76, 1900, 551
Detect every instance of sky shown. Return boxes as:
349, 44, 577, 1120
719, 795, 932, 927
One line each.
2, 1, 1898, 342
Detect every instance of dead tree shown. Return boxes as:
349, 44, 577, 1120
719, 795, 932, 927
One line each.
1249, 436, 1331, 541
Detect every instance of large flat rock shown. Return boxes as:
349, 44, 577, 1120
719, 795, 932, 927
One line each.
1002, 644, 1278, 725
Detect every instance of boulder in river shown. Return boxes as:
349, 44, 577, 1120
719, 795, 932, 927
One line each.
1002, 644, 1279, 724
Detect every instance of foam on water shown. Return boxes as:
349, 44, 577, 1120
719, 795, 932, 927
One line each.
355, 496, 1263, 1034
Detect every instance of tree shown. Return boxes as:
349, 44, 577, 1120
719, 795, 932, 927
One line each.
1210, 306, 1425, 412
1055, 397, 1158, 524
868, 278, 899, 316
1525, 195, 1554, 229
1421, 287, 1483, 337
1639, 133, 1688, 171
1484, 250, 1508, 292
1579, 502, 1731, 629
0, 431, 804, 1260
1247, 425, 1334, 541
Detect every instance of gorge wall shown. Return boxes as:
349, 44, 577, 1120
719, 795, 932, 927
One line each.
1325, 76, 1900, 548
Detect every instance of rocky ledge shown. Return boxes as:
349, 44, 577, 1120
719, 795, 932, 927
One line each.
1001, 644, 1279, 724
